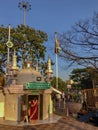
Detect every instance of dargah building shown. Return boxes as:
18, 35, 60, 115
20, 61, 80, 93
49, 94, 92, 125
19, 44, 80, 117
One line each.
0, 48, 55, 122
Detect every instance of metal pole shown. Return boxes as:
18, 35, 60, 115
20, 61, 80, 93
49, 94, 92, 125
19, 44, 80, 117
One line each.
7, 48, 10, 65
8, 24, 11, 41
7, 24, 11, 64
56, 53, 58, 89
23, 7, 26, 26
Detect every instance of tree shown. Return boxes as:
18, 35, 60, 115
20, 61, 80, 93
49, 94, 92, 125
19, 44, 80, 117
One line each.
59, 12, 98, 71
0, 24, 48, 74
51, 76, 66, 91
69, 68, 93, 89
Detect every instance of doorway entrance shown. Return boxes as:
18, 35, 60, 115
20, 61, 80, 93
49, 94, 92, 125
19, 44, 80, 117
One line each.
28, 95, 39, 120
20, 94, 43, 122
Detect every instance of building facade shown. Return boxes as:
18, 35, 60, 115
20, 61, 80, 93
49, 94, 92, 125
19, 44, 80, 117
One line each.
0, 51, 53, 122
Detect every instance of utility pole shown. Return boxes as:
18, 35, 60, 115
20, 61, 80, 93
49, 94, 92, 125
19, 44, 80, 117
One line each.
54, 32, 61, 89
6, 24, 13, 84
6, 25, 13, 65
18, 0, 31, 26
18, 1, 31, 68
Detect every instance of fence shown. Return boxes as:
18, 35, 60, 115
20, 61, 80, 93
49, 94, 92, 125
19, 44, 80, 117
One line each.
83, 88, 98, 109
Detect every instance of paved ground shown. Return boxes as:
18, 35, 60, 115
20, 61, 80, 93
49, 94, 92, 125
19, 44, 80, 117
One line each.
0, 116, 98, 130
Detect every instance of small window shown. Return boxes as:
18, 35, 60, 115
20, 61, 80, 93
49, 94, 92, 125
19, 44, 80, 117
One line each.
36, 77, 41, 81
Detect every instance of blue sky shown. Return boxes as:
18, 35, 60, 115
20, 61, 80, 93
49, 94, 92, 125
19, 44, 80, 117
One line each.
0, 0, 98, 81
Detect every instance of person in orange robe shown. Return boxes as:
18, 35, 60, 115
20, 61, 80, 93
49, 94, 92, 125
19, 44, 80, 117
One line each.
29, 98, 38, 122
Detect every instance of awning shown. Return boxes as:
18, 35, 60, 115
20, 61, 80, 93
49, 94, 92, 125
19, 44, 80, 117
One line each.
51, 87, 62, 94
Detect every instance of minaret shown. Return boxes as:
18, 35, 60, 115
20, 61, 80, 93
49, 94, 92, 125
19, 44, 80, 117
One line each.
12, 50, 18, 70
45, 56, 53, 81
11, 50, 19, 85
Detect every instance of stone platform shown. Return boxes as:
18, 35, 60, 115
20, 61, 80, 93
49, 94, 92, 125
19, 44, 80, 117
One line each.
0, 115, 98, 130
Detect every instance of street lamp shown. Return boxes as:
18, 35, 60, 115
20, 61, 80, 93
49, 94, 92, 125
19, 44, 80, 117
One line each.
6, 25, 13, 84
18, 0, 31, 26
6, 25, 13, 67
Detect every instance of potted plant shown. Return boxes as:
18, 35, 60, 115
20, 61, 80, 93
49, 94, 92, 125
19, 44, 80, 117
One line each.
65, 89, 83, 117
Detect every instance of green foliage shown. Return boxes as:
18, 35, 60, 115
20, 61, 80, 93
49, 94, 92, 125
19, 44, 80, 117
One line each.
0, 24, 48, 73
51, 77, 66, 91
69, 68, 93, 89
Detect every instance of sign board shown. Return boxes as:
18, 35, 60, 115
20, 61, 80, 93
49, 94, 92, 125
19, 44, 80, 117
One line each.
25, 82, 50, 90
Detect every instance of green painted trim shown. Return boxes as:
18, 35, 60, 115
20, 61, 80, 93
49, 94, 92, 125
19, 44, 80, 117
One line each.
25, 82, 50, 90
